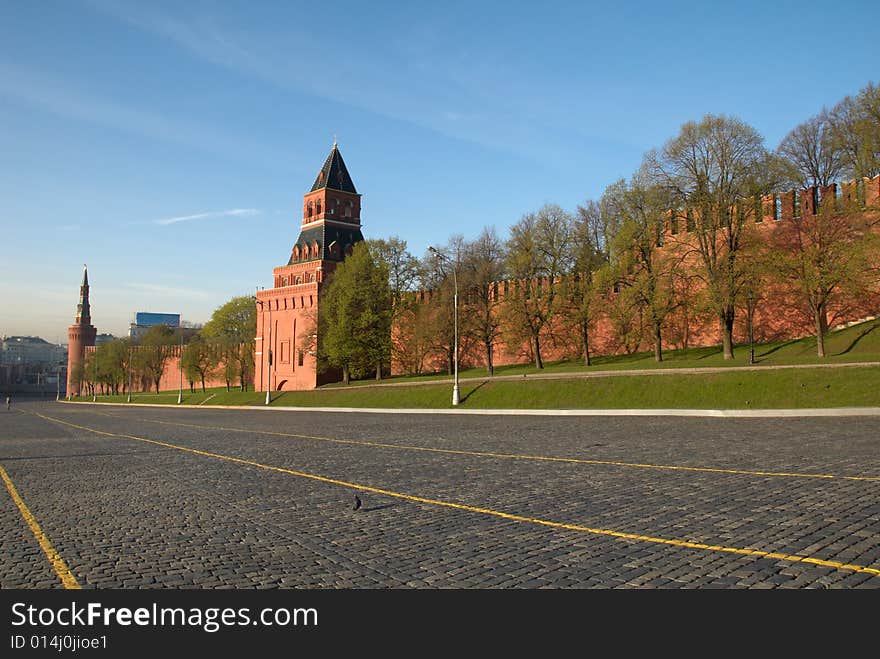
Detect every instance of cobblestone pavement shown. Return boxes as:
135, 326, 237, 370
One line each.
1, 400, 878, 589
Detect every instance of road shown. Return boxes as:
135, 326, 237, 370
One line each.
1, 400, 878, 588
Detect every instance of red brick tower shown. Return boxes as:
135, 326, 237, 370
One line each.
67, 264, 97, 397
255, 143, 364, 391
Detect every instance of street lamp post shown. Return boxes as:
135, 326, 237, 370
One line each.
255, 294, 272, 406
127, 342, 132, 403
266, 304, 272, 406
92, 347, 97, 402
177, 330, 183, 404
429, 246, 460, 406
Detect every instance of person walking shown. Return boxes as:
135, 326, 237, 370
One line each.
5, 394, 10, 411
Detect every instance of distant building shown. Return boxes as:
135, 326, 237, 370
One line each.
95, 333, 116, 346
1, 335, 66, 366
129, 312, 181, 341
1, 335, 67, 392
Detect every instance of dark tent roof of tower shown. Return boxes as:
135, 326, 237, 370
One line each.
288, 224, 364, 265
310, 144, 358, 194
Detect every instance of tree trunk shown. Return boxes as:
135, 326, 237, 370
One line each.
720, 308, 735, 360
653, 321, 663, 363
342, 365, 350, 385
815, 305, 826, 358
154, 378, 160, 394
375, 360, 382, 381
484, 340, 494, 376
582, 322, 591, 366
201, 376, 206, 393
747, 305, 756, 365
532, 333, 544, 370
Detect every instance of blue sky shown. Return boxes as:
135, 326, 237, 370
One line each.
1, 0, 877, 341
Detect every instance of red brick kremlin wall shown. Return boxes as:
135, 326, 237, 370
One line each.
80, 175, 879, 393
393, 175, 880, 375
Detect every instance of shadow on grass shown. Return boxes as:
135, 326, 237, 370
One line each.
754, 338, 802, 360
693, 347, 723, 361
837, 323, 879, 356
459, 379, 490, 404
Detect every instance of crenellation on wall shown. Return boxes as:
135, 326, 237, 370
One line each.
866, 176, 880, 206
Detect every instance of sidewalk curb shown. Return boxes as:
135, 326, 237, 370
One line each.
57, 400, 880, 417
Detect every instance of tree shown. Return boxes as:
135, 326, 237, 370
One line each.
202, 296, 255, 391
653, 114, 776, 359
777, 110, 843, 188
460, 227, 506, 375
181, 334, 216, 393
829, 82, 880, 179
368, 236, 420, 311
562, 200, 610, 365
504, 203, 574, 369
319, 242, 392, 384
367, 237, 420, 373
604, 172, 684, 362
770, 197, 879, 357
95, 338, 128, 395
421, 236, 468, 375
135, 325, 176, 393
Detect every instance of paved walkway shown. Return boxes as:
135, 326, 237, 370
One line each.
3, 401, 878, 589
321, 360, 880, 390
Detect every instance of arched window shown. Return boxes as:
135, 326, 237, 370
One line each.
307, 202, 313, 218
292, 246, 300, 261
345, 200, 353, 218
316, 199, 322, 215
295, 276, 302, 285
312, 243, 319, 258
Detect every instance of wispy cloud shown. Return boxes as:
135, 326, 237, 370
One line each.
0, 62, 287, 161
153, 208, 259, 226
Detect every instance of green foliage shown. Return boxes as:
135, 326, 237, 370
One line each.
770, 202, 879, 356
134, 325, 176, 393
503, 203, 574, 369
181, 334, 217, 392
653, 114, 776, 359
829, 82, 880, 179
203, 295, 256, 391
603, 172, 684, 361
319, 242, 392, 383
94, 338, 130, 395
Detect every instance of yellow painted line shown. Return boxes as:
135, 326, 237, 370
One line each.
128, 416, 880, 483
32, 411, 880, 578
0, 465, 81, 589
